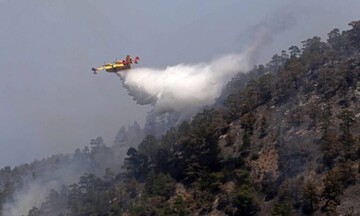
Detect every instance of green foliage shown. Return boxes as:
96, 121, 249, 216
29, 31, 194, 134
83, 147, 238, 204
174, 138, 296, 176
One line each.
67, 184, 82, 215
271, 183, 295, 216
123, 147, 149, 182
234, 169, 251, 185
346, 21, 360, 50
272, 200, 293, 216
338, 110, 356, 135
240, 112, 256, 135
165, 195, 190, 216
337, 161, 357, 187
301, 181, 319, 215
191, 109, 227, 139
259, 116, 268, 138
320, 129, 339, 168
224, 93, 242, 120
322, 169, 342, 210
301, 36, 329, 70
161, 127, 177, 150
138, 135, 159, 162
289, 46, 301, 58
283, 57, 305, 90
37, 188, 68, 216
128, 203, 147, 216
266, 53, 287, 72
231, 185, 259, 216
197, 171, 225, 193
145, 172, 175, 199
174, 109, 225, 184
261, 173, 278, 201
76, 174, 111, 215
177, 121, 191, 138
6, 19, 360, 216
323, 199, 339, 216
241, 131, 251, 152
327, 28, 341, 50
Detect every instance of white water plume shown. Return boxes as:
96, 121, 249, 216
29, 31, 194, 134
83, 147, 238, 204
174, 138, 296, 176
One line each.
119, 45, 258, 117
117, 9, 295, 118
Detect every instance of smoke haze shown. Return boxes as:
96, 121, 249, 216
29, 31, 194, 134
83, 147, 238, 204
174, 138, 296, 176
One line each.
1, 1, 360, 215
1, 0, 360, 167
3, 159, 85, 215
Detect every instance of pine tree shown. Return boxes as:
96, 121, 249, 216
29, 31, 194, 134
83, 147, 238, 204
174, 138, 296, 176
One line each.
301, 181, 319, 214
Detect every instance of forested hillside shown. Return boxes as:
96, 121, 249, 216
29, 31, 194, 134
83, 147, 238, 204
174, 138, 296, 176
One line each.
2, 20, 360, 216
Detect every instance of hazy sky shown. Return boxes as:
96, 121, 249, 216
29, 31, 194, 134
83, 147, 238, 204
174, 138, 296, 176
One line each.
1, 0, 359, 167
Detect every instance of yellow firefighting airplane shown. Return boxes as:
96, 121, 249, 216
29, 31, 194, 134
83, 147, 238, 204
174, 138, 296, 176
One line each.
92, 55, 140, 74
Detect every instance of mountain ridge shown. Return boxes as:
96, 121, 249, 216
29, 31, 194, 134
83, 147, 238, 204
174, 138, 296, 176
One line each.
2, 20, 360, 216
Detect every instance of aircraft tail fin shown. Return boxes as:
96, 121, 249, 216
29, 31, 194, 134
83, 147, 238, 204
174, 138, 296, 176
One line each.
126, 55, 131, 69
134, 56, 140, 64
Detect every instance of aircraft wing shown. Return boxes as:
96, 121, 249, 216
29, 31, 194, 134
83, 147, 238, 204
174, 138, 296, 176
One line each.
113, 63, 125, 67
